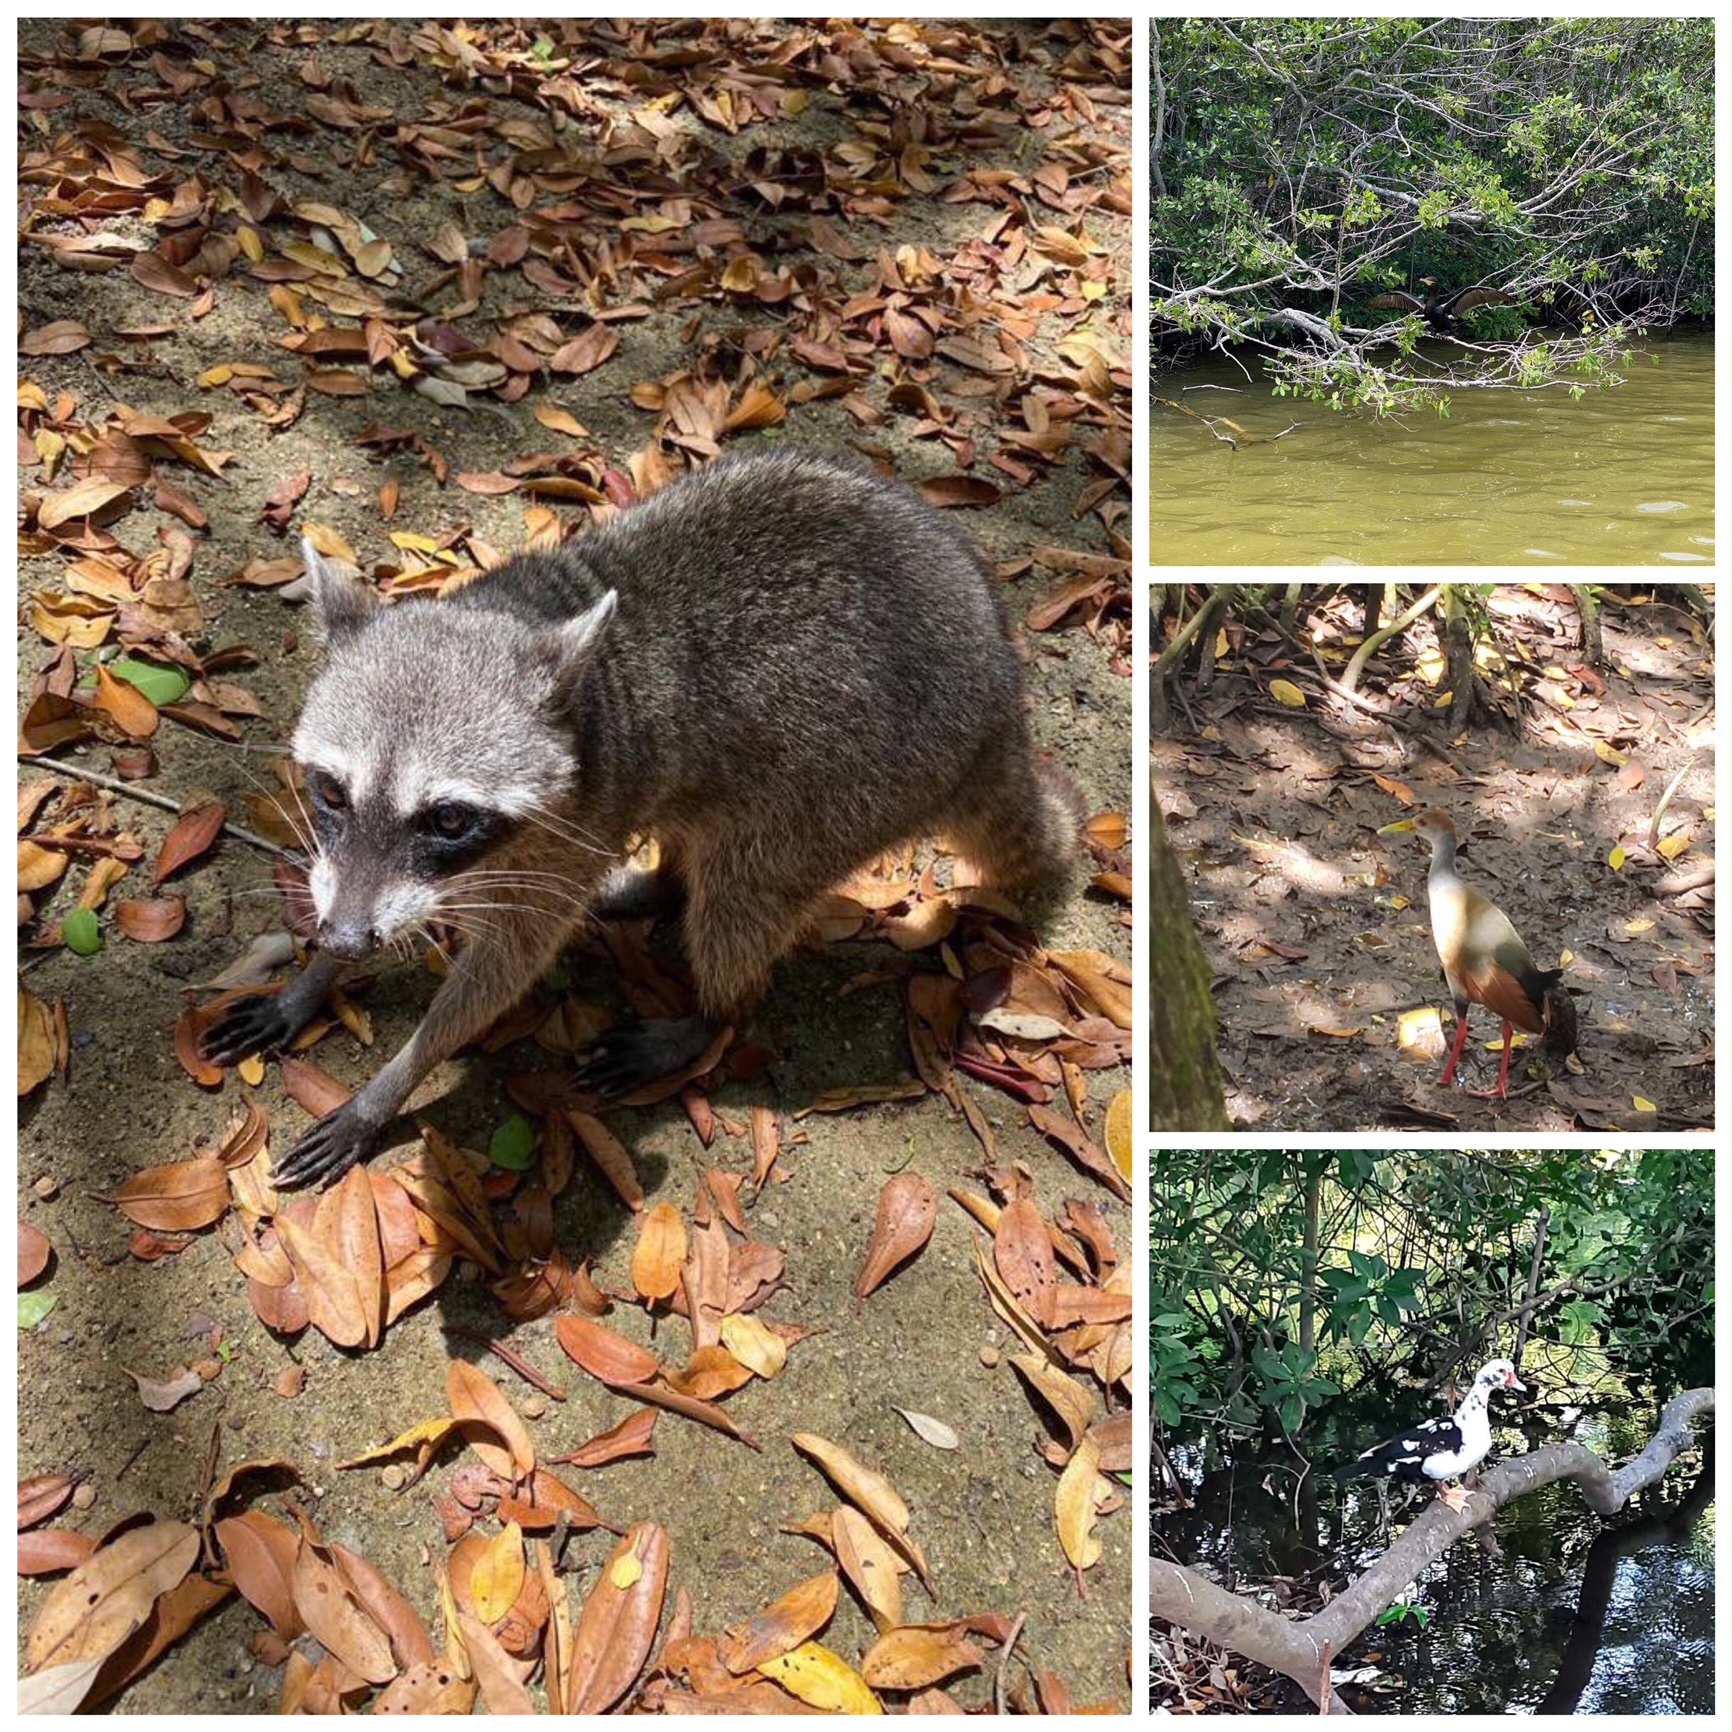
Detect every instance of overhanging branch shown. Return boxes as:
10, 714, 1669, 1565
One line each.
1152, 1387, 1713, 1713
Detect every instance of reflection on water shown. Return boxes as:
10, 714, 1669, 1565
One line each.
1159, 1401, 1715, 1714
1152, 330, 1716, 566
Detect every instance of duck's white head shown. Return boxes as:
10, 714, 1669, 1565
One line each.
1474, 1357, 1526, 1396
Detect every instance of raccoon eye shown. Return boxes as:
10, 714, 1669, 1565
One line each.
427, 802, 476, 841
309, 771, 347, 812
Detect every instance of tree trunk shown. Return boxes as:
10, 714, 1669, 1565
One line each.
1148, 785, 1230, 1130
1298, 1165, 1321, 1355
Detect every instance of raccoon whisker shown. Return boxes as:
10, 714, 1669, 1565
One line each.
438, 884, 591, 909
223, 757, 320, 858
519, 804, 615, 860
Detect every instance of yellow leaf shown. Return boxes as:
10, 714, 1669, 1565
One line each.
758, 1642, 882, 1714
1608, 846, 1627, 871
1558, 949, 1574, 968
719, 1313, 786, 1379
610, 1552, 642, 1591
1623, 917, 1655, 935
1632, 1096, 1657, 1113
471, 1522, 525, 1625
1268, 678, 1306, 708
1594, 741, 1627, 766
1213, 627, 1229, 660
1104, 1089, 1133, 1183
1415, 648, 1447, 684
1055, 1433, 1104, 1571
337, 1416, 459, 1469
1389, 894, 1410, 911
1657, 834, 1690, 861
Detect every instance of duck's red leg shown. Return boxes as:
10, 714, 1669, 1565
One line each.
1466, 1019, 1515, 1100
1437, 1010, 1472, 1087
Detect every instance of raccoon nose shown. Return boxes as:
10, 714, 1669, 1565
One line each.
319, 919, 377, 961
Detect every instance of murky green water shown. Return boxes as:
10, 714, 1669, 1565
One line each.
1152, 330, 1716, 566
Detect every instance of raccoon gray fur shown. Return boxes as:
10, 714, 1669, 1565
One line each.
201, 448, 1081, 1188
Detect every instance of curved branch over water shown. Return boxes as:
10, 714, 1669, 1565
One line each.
1151, 1388, 1714, 1714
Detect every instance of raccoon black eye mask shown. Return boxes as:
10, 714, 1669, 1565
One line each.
201, 448, 1083, 1189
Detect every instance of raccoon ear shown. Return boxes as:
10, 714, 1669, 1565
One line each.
300, 536, 381, 641
546, 589, 617, 682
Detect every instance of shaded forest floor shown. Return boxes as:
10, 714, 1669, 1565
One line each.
18, 18, 1131, 1713
1153, 586, 1715, 1133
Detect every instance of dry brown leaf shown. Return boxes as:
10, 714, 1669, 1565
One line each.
631, 1201, 686, 1303
854, 1172, 938, 1303
567, 1523, 669, 1713
860, 1625, 983, 1690
721, 1570, 839, 1674
151, 802, 225, 884
113, 1154, 229, 1232
25, 1520, 200, 1672
447, 1358, 536, 1479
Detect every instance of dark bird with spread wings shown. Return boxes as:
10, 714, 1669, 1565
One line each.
1368, 275, 1519, 332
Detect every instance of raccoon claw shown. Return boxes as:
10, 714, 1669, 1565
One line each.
200, 993, 295, 1068
273, 1099, 378, 1191
569, 1015, 719, 1099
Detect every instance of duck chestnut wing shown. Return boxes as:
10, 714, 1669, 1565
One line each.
1337, 1414, 1460, 1482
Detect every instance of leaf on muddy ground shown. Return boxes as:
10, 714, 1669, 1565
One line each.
25, 1519, 200, 1672
893, 1407, 959, 1451
1054, 1433, 1106, 1574
113, 1153, 229, 1231
129, 1365, 204, 1413
447, 1358, 536, 1479
113, 896, 186, 942
19, 1220, 52, 1286
721, 1569, 840, 1673
552, 1408, 659, 1469
791, 1433, 931, 1590
854, 1171, 938, 1304
994, 1197, 1057, 1329
151, 801, 225, 884
18, 986, 67, 1097
631, 1200, 686, 1303
861, 1624, 984, 1690
214, 1510, 303, 1639
290, 1535, 397, 1685
554, 1313, 660, 1386
757, 1640, 883, 1714
566, 1523, 668, 1713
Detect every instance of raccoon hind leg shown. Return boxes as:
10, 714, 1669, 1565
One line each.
569, 839, 806, 1098
941, 730, 1084, 910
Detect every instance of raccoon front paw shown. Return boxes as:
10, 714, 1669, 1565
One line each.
200, 992, 297, 1068
273, 1099, 379, 1191
569, 1015, 721, 1099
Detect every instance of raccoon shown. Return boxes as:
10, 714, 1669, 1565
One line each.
201, 448, 1081, 1188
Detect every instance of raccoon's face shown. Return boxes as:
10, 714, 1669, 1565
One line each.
289, 545, 615, 958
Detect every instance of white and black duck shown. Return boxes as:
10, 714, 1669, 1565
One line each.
1335, 1358, 1527, 1509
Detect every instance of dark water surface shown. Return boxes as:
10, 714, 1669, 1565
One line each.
1152, 329, 1716, 566
1159, 1401, 1715, 1714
